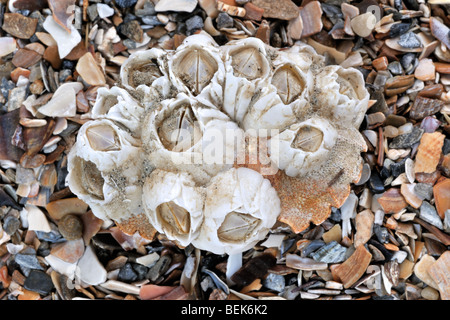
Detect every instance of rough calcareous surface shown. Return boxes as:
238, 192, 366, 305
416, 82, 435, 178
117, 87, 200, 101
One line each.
67, 33, 369, 255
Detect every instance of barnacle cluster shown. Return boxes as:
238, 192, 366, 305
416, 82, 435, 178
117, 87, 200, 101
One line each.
67, 33, 369, 255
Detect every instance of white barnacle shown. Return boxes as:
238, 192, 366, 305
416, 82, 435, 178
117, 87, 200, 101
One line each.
269, 117, 338, 177
192, 167, 280, 255
142, 169, 204, 247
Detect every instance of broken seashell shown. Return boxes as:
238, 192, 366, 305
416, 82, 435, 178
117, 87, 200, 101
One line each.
414, 132, 445, 174
38, 82, 83, 118
43, 15, 81, 59
334, 245, 372, 288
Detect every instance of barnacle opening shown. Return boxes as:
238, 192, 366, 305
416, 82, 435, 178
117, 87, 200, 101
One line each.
271, 65, 306, 104
128, 59, 163, 89
157, 103, 202, 152
80, 159, 105, 200
291, 125, 324, 152
86, 124, 121, 152
172, 48, 218, 95
217, 211, 262, 243
156, 201, 191, 236
230, 46, 266, 80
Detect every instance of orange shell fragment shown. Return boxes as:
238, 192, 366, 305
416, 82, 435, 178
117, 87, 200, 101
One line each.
334, 245, 372, 288
414, 131, 445, 174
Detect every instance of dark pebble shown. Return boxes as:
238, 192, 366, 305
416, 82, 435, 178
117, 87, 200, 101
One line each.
329, 207, 341, 222
442, 139, 450, 155
132, 263, 149, 281
403, 0, 419, 10
141, 15, 164, 26
400, 52, 416, 72
216, 12, 234, 29
135, 1, 156, 16
398, 32, 421, 49
389, 22, 410, 38
321, 3, 343, 24
387, 61, 403, 75
147, 255, 172, 282
15, 253, 44, 271
302, 239, 325, 257
115, 0, 138, 8
369, 170, 385, 193
185, 15, 204, 32
118, 263, 138, 282
373, 225, 389, 243
58, 214, 83, 241
24, 270, 54, 295
3, 215, 21, 235
390, 158, 407, 178
389, 126, 423, 149
310, 241, 347, 263
37, 241, 51, 257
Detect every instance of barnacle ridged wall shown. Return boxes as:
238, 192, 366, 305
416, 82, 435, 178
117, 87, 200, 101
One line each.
67, 33, 370, 255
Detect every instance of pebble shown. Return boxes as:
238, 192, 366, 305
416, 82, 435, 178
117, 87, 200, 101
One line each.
97, 3, 115, 19
115, 0, 138, 8
118, 263, 139, 282
0, 37, 17, 57
2, 13, 38, 40
185, 15, 204, 33
263, 273, 285, 292
419, 201, 444, 230
398, 32, 422, 49
400, 183, 422, 209
299, 1, 323, 38
310, 240, 347, 263
3, 215, 21, 235
50, 238, 85, 263
76, 245, 107, 286
351, 13, 376, 38
26, 205, 52, 233
409, 96, 444, 120
43, 15, 82, 59
15, 252, 45, 271
389, 126, 423, 149
76, 53, 106, 86
421, 286, 440, 300
120, 20, 144, 43
155, 0, 198, 13
414, 58, 435, 81
23, 270, 54, 295
216, 12, 234, 29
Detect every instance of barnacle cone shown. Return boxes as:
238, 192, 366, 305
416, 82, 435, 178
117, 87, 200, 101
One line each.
67, 32, 370, 252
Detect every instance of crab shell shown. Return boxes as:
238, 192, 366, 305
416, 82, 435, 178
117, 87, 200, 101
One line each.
192, 167, 280, 255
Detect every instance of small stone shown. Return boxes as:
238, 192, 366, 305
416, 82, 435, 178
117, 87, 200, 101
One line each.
377, 188, 408, 213
384, 125, 399, 138
354, 209, 374, 247
118, 263, 139, 283
76, 52, 106, 86
155, 0, 198, 12
433, 178, 450, 219
3, 215, 21, 235
97, 3, 115, 19
15, 252, 45, 271
410, 96, 444, 120
58, 214, 83, 240
26, 205, 52, 233
322, 224, 341, 244
252, 0, 299, 20
136, 252, 160, 268
310, 240, 347, 263
398, 32, 422, 49
414, 58, 435, 81
400, 183, 422, 209
24, 270, 54, 295
428, 251, 450, 300
387, 61, 404, 75
389, 22, 411, 38
369, 170, 385, 193
147, 255, 172, 282
351, 13, 376, 38
262, 273, 285, 292
419, 201, 443, 230
421, 286, 440, 300
11, 49, 42, 69
185, 15, 204, 32
120, 20, 144, 43
0, 37, 17, 57
43, 15, 82, 59
299, 1, 323, 37
2, 13, 38, 40
405, 158, 415, 183
216, 12, 234, 29
116, 0, 138, 7
389, 126, 423, 149
372, 56, 389, 71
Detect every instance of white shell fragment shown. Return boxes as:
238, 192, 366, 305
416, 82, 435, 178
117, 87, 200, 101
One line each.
67, 33, 370, 253
43, 15, 82, 59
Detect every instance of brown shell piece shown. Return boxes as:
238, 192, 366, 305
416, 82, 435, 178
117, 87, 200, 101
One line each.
116, 213, 158, 241
433, 178, 450, 219
428, 251, 450, 300
414, 132, 445, 174
334, 245, 372, 288
48, 0, 76, 32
